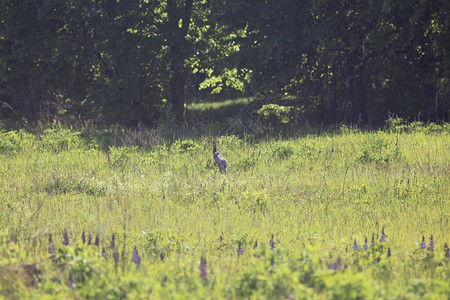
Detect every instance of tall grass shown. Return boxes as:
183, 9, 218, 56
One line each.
0, 124, 449, 299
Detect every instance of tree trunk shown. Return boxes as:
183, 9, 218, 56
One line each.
21, 76, 39, 122
166, 0, 193, 123
424, 83, 437, 122
168, 68, 188, 123
346, 51, 367, 123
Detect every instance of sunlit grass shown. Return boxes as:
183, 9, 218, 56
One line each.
187, 97, 252, 120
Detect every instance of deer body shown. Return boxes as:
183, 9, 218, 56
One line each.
213, 142, 228, 173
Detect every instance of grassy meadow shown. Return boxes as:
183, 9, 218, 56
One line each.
0, 122, 449, 299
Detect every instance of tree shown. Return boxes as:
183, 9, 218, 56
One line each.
166, 0, 194, 122
213, 0, 450, 124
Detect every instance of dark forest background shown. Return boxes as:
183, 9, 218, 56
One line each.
1, 0, 449, 128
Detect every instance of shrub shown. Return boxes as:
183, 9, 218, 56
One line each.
385, 117, 407, 133
39, 128, 81, 152
0, 130, 34, 154
258, 104, 299, 124
424, 122, 441, 134
108, 146, 138, 168
357, 134, 401, 163
145, 230, 189, 260
273, 141, 295, 159
323, 272, 371, 300
171, 139, 200, 154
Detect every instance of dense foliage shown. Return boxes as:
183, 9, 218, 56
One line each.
1, 0, 449, 125
0, 124, 449, 298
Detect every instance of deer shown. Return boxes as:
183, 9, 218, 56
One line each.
213, 141, 228, 173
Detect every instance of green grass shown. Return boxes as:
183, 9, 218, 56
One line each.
0, 124, 449, 299
187, 97, 253, 121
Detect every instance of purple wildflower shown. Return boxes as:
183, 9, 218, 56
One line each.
380, 227, 386, 242
95, 234, 100, 247
420, 236, 426, 249
113, 251, 119, 264
160, 253, 165, 261
102, 247, 107, 259
81, 231, 86, 244
48, 234, 55, 259
387, 247, 391, 258
87, 233, 92, 245
370, 233, 375, 247
66, 273, 74, 289
110, 233, 116, 249
363, 237, 369, 250
237, 243, 244, 256
269, 234, 275, 249
428, 235, 434, 251
132, 247, 141, 265
199, 257, 207, 280
253, 240, 258, 250
352, 239, 359, 251
327, 257, 342, 270
63, 231, 69, 246
445, 243, 450, 258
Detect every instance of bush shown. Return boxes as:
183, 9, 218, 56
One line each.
108, 146, 138, 168
273, 141, 295, 159
39, 128, 81, 152
357, 134, 401, 163
171, 139, 200, 154
0, 130, 34, 154
258, 104, 299, 124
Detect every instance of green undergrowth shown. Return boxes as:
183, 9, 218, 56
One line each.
0, 124, 449, 299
